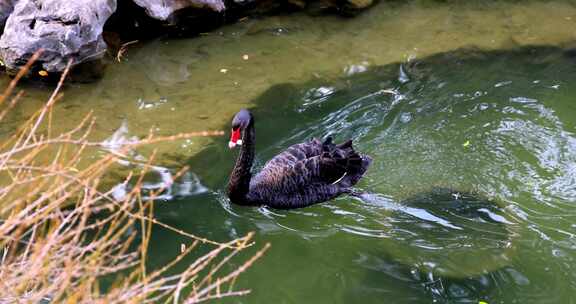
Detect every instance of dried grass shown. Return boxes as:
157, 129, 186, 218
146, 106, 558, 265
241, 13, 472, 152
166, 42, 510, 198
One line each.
0, 51, 269, 303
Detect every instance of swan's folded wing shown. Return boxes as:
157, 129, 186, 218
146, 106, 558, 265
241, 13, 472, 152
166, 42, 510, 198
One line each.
250, 154, 347, 194
262, 138, 324, 169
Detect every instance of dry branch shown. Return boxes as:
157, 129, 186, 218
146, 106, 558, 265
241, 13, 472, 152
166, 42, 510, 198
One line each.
0, 51, 267, 303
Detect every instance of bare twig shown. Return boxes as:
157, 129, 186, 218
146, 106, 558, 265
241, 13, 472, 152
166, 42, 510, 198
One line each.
0, 53, 265, 303
117, 40, 139, 63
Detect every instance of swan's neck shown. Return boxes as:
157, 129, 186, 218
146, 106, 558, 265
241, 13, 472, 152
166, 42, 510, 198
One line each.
227, 120, 255, 203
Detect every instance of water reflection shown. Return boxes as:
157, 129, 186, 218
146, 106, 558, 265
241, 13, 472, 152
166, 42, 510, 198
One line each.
379, 188, 517, 278
110, 40, 576, 304
102, 121, 208, 201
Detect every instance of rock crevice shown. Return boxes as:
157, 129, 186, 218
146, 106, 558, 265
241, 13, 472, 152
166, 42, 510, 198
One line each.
0, 0, 374, 75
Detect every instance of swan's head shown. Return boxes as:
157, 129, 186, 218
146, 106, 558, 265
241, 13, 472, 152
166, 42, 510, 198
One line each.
229, 109, 252, 149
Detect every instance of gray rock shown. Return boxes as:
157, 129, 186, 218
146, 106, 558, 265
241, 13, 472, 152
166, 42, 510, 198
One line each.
0, 0, 16, 31
0, 0, 116, 72
132, 0, 225, 21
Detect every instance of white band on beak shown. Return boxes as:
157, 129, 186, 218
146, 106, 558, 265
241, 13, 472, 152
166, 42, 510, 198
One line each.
228, 140, 242, 149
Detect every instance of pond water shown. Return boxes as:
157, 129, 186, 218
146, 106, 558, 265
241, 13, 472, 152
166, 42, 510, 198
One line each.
3, 0, 576, 303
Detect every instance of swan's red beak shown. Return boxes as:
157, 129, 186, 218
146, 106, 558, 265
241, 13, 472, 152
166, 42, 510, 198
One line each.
228, 128, 242, 149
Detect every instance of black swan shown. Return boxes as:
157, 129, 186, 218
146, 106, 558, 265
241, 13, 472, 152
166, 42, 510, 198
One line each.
226, 109, 372, 209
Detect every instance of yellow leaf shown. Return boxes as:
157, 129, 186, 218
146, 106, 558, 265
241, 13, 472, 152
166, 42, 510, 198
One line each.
38, 70, 48, 77
463, 140, 470, 148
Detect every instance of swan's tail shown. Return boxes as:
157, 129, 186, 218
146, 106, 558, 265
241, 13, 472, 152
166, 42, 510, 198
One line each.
321, 137, 372, 187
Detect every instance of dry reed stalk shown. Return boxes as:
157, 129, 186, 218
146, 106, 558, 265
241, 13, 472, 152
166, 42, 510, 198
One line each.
0, 52, 268, 303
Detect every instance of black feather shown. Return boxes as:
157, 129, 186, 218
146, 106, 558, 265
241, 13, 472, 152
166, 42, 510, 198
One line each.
227, 110, 372, 209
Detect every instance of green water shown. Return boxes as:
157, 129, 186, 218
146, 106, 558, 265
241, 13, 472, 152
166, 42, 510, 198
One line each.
148, 45, 576, 303
3, 1, 576, 303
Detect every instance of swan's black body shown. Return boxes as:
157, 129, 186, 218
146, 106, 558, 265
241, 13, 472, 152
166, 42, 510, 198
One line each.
227, 109, 372, 209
